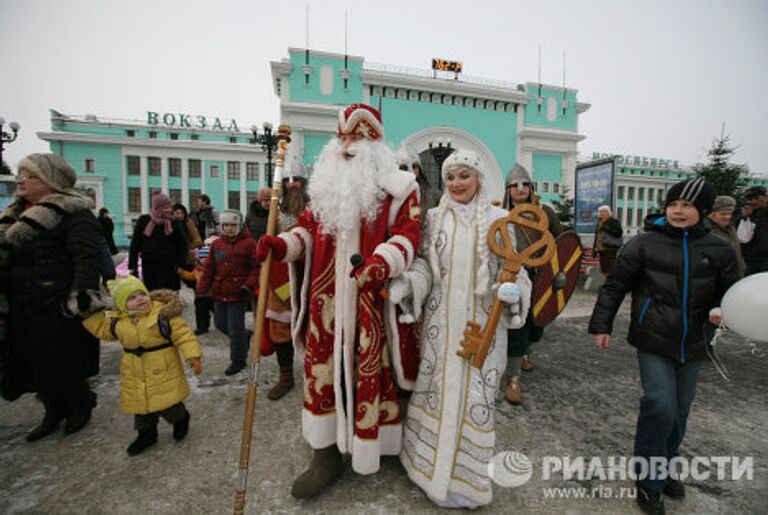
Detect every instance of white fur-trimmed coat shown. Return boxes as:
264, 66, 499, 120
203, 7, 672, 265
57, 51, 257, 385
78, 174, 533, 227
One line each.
400, 199, 531, 507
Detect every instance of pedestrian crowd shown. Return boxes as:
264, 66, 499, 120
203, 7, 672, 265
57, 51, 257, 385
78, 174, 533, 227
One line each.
1, 104, 763, 514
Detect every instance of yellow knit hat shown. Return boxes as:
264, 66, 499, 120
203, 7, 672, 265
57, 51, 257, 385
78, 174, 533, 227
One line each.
107, 275, 149, 313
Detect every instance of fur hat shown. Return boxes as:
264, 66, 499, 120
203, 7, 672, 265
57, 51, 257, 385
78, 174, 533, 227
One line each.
107, 275, 149, 313
744, 185, 767, 199
17, 153, 77, 194
711, 195, 736, 213
441, 149, 483, 182
337, 104, 384, 141
219, 209, 243, 232
665, 177, 715, 217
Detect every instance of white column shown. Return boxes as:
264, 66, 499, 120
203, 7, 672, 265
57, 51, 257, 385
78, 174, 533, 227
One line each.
201, 161, 206, 195
121, 154, 129, 243
181, 158, 189, 207
240, 161, 247, 215
516, 108, 526, 163
519, 146, 534, 176
258, 160, 265, 187
563, 152, 578, 196
222, 167, 229, 210
140, 155, 149, 213
161, 156, 169, 194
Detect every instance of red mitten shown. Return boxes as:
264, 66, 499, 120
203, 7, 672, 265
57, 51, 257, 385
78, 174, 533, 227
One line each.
350, 254, 390, 292
256, 235, 287, 262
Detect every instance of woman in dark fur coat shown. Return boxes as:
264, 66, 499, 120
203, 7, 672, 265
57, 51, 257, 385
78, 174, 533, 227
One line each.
0, 153, 103, 440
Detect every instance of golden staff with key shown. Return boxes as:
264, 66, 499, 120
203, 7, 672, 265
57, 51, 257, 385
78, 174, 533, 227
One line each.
457, 204, 556, 368
233, 124, 291, 515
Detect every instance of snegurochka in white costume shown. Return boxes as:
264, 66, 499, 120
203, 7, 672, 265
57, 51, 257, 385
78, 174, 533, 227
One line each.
392, 149, 532, 508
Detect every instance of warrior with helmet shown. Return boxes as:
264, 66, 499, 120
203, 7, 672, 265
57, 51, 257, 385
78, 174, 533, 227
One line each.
502, 163, 564, 404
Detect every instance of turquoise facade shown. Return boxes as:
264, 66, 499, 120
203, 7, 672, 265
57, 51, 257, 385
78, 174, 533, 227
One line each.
42, 111, 268, 246
532, 153, 563, 203
288, 51, 364, 105
276, 48, 586, 201
372, 96, 519, 176
523, 84, 578, 131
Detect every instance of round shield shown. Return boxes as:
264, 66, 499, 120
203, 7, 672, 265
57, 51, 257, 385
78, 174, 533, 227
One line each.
531, 231, 583, 326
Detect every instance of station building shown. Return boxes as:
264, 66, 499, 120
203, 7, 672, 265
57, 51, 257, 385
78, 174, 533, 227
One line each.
38, 110, 273, 245
36, 46, 765, 246
587, 151, 768, 235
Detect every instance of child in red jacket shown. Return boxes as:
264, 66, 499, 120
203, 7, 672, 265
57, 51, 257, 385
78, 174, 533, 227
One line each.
196, 210, 259, 375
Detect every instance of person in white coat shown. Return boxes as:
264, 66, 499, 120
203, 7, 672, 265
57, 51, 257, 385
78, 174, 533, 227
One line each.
392, 149, 531, 508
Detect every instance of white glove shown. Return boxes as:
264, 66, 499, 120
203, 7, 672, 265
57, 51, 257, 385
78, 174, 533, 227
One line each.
498, 282, 523, 326
389, 274, 413, 304
389, 274, 417, 323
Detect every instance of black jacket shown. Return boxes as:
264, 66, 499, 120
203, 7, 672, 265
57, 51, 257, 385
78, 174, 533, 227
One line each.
589, 214, 741, 363
0, 194, 102, 400
128, 215, 186, 291
741, 206, 768, 260
129, 215, 186, 270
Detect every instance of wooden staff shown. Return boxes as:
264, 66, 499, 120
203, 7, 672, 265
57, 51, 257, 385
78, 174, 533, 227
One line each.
234, 125, 291, 515
456, 204, 555, 369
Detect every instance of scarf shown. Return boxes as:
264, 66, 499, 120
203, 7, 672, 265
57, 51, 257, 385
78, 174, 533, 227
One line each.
144, 194, 173, 237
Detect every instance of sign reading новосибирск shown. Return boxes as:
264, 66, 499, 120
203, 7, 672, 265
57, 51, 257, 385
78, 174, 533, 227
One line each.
147, 111, 240, 132
592, 152, 680, 170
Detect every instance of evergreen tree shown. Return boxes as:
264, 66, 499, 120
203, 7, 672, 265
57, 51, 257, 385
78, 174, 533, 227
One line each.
693, 126, 749, 197
551, 185, 575, 231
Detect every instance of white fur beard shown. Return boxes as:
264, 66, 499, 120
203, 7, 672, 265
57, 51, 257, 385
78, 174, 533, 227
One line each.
308, 139, 395, 235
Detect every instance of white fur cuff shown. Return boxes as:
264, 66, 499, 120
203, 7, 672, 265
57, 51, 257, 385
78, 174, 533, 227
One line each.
281, 227, 310, 262
374, 242, 406, 277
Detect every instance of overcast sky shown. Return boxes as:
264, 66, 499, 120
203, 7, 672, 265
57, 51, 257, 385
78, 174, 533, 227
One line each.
2, 0, 766, 174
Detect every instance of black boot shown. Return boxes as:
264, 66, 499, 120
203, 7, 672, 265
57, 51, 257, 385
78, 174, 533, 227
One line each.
290, 445, 344, 499
173, 411, 191, 441
26, 410, 66, 442
225, 361, 246, 376
663, 478, 685, 498
637, 484, 666, 514
127, 427, 158, 456
63, 390, 97, 435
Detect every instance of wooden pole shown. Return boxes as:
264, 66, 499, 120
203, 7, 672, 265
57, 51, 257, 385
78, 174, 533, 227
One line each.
234, 125, 291, 515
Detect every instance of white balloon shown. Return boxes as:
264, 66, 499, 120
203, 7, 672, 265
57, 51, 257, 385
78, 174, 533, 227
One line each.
721, 272, 768, 342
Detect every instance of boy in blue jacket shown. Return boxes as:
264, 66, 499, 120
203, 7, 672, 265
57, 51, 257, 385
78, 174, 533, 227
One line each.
589, 178, 740, 514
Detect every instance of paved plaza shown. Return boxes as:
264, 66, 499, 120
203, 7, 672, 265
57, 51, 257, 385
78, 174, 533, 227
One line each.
2, 287, 765, 513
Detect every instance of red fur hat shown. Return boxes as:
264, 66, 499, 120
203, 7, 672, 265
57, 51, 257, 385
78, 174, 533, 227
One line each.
337, 104, 384, 141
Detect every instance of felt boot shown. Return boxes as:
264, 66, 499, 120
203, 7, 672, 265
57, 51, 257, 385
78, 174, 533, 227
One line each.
290, 445, 343, 499
173, 410, 191, 441
267, 367, 295, 400
127, 427, 158, 456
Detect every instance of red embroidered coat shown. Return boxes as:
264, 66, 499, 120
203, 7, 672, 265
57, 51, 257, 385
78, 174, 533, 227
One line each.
280, 175, 421, 475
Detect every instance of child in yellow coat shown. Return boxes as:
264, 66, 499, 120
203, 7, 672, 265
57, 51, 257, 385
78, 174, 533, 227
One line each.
83, 275, 203, 456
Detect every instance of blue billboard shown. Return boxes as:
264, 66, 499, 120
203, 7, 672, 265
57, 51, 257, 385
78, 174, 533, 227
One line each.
574, 158, 614, 234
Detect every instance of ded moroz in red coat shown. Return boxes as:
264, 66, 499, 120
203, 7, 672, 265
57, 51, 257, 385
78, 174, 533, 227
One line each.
280, 172, 421, 475
196, 227, 260, 301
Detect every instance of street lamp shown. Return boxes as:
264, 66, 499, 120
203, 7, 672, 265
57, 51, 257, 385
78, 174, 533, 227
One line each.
0, 116, 21, 175
251, 122, 279, 187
